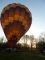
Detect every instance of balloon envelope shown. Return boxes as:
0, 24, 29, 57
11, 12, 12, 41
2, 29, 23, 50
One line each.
1, 3, 32, 48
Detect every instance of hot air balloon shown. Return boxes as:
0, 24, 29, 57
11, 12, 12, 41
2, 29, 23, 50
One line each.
1, 3, 32, 48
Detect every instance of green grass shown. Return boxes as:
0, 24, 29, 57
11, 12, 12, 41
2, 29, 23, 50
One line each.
0, 48, 45, 60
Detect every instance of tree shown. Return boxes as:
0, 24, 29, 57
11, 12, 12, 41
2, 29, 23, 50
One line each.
0, 37, 4, 43
23, 35, 29, 44
37, 32, 45, 53
39, 32, 45, 42
30, 35, 34, 48
18, 35, 30, 47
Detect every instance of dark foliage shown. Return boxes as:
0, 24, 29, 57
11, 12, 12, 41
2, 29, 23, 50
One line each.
36, 41, 45, 54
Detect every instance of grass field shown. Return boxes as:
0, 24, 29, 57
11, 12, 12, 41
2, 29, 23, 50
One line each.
0, 48, 45, 60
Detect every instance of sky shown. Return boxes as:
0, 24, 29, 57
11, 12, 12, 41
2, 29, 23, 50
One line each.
0, 0, 45, 40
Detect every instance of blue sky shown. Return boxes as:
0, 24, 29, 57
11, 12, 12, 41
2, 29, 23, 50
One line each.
0, 0, 45, 38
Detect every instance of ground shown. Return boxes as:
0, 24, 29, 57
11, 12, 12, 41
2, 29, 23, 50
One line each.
0, 48, 45, 60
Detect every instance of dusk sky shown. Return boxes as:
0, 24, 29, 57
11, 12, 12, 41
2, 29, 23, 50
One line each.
0, 0, 45, 39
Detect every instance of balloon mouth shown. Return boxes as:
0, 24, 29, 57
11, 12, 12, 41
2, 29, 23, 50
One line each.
8, 35, 17, 47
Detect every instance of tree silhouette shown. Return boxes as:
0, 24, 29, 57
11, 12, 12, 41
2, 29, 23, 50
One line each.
30, 35, 34, 48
